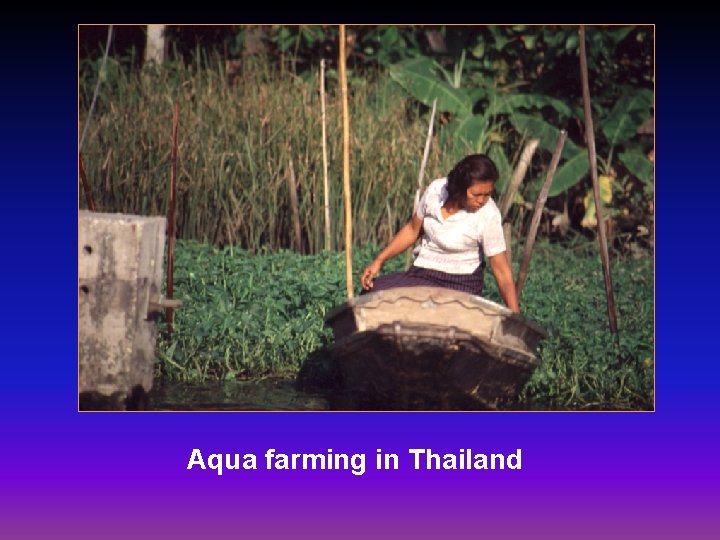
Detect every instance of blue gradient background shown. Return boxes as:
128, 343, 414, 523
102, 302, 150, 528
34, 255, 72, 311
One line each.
2, 23, 717, 539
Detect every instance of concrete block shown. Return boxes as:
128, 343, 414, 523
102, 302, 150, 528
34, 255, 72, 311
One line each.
79, 211, 166, 409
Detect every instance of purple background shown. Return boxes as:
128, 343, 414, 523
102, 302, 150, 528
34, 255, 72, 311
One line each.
2, 23, 718, 539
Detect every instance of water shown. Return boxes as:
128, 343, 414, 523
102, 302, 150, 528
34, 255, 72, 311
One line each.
149, 377, 330, 411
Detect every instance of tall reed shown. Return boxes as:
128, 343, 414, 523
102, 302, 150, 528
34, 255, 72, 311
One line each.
79, 54, 458, 253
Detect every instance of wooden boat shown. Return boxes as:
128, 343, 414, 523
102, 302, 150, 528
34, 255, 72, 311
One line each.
322, 286, 547, 410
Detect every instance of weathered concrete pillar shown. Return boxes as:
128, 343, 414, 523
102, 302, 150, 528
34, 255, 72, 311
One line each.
79, 211, 167, 410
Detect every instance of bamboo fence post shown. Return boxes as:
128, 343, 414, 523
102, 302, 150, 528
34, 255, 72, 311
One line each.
500, 138, 538, 272
415, 98, 437, 209
503, 222, 512, 267
320, 59, 331, 251
579, 26, 618, 333
78, 153, 96, 211
166, 102, 179, 335
516, 130, 567, 298
405, 98, 437, 269
339, 25, 353, 299
287, 154, 302, 252
499, 138, 540, 220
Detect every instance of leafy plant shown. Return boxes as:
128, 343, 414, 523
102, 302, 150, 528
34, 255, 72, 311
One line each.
386, 26, 653, 223
157, 239, 653, 410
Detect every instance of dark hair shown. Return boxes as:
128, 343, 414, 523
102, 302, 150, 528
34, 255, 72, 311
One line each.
446, 154, 499, 205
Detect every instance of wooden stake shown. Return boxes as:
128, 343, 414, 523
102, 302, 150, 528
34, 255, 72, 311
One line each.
78, 153, 96, 212
579, 26, 618, 333
516, 130, 567, 298
406, 98, 437, 270
415, 98, 437, 208
339, 25, 353, 299
287, 154, 302, 252
166, 102, 179, 335
500, 138, 538, 276
503, 222, 512, 268
320, 59, 331, 251
499, 138, 539, 220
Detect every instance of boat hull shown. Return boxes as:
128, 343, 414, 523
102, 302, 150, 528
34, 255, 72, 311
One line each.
318, 286, 546, 410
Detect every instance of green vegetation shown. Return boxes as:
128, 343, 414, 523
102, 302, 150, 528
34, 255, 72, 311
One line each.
80, 55, 456, 251
488, 242, 653, 410
80, 26, 654, 410
156, 240, 403, 380
158, 239, 652, 410
79, 25, 654, 255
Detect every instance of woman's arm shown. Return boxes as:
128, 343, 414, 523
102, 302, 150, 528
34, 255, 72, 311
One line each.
488, 252, 520, 313
361, 214, 423, 290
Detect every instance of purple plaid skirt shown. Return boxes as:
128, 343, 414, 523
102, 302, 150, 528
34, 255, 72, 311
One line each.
363, 263, 484, 296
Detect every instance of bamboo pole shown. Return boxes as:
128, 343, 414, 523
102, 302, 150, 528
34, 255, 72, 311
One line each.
406, 98, 437, 269
320, 59, 331, 251
339, 25, 353, 299
415, 98, 437, 209
499, 138, 539, 271
499, 138, 540, 220
503, 222, 512, 267
579, 26, 618, 334
78, 153, 96, 211
287, 154, 302, 252
166, 102, 179, 335
516, 130, 567, 298
80, 25, 113, 152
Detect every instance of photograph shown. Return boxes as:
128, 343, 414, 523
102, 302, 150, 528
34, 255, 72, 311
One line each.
78, 25, 654, 411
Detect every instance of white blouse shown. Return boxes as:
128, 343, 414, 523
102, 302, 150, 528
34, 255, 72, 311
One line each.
413, 178, 506, 274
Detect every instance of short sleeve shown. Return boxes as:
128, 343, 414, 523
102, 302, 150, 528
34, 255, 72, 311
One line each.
415, 178, 444, 220
481, 205, 506, 257
415, 184, 431, 219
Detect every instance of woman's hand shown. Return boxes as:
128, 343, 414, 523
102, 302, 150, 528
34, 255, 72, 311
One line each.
361, 260, 383, 290
359, 215, 422, 291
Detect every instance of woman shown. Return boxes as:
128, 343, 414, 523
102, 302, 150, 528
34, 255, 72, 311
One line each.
360, 154, 519, 313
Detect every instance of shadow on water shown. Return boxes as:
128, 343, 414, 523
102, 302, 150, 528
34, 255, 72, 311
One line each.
82, 350, 340, 411
148, 347, 363, 411
149, 377, 330, 411
94, 348, 522, 411
80, 385, 150, 411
